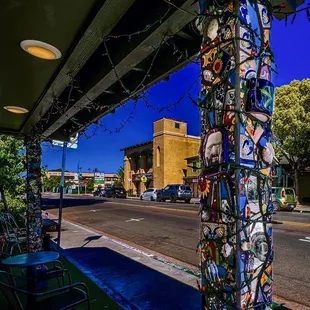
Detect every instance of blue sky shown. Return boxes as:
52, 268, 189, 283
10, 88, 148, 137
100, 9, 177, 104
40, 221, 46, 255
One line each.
42, 12, 310, 173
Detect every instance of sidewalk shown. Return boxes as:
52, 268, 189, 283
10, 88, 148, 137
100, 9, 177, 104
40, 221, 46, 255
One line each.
53, 218, 200, 310
294, 204, 310, 213
51, 215, 310, 310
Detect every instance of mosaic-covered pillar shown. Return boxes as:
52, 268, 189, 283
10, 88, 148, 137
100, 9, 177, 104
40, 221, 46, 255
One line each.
25, 135, 43, 252
197, 0, 274, 308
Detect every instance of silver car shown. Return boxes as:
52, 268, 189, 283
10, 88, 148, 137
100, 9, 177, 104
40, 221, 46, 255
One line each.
140, 188, 159, 201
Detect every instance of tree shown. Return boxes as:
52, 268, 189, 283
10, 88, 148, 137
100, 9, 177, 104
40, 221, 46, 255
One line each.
0, 135, 25, 211
114, 166, 124, 186
86, 178, 95, 192
43, 176, 61, 191
273, 79, 310, 200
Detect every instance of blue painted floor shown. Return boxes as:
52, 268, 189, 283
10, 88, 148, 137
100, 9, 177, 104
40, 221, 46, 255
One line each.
64, 247, 200, 310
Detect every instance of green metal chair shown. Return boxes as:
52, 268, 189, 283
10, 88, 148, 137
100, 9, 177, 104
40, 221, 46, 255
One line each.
0, 213, 27, 256
0, 211, 71, 289
0, 270, 90, 310
0, 259, 72, 291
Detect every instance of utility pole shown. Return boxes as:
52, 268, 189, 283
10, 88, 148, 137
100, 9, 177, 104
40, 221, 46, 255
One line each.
77, 161, 81, 195
57, 142, 67, 252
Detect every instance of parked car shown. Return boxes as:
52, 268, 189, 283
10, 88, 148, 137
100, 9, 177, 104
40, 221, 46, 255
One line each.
272, 187, 297, 211
100, 189, 107, 197
105, 186, 127, 198
156, 184, 193, 203
93, 188, 105, 197
140, 188, 159, 201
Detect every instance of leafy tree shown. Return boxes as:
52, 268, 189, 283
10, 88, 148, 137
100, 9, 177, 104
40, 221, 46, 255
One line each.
114, 167, 124, 186
273, 79, 310, 200
53, 168, 69, 172
86, 178, 95, 192
43, 176, 61, 191
65, 180, 75, 187
0, 135, 25, 211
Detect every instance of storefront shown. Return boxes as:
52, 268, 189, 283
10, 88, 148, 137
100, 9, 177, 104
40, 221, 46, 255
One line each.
183, 177, 199, 198
184, 155, 201, 198
132, 173, 153, 196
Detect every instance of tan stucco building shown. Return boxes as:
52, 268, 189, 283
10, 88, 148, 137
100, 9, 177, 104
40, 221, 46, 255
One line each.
122, 118, 200, 196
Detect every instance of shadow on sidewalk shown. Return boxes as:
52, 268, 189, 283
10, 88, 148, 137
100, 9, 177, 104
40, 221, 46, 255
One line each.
62, 246, 200, 310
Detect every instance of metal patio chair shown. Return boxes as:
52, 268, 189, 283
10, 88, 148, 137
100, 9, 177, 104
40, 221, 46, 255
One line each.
0, 212, 71, 289
0, 270, 90, 310
0, 258, 72, 291
3, 213, 27, 236
0, 213, 27, 256
0, 234, 8, 257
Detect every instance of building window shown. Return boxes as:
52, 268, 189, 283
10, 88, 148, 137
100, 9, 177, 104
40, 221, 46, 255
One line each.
175, 122, 180, 129
156, 147, 160, 167
135, 157, 140, 170
147, 155, 153, 170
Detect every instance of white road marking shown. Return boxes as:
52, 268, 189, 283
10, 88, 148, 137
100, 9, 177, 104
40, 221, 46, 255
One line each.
90, 210, 98, 212
299, 236, 310, 243
125, 218, 144, 222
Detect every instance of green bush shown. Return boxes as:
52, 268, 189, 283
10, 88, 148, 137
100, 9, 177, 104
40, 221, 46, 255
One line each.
0, 190, 26, 225
127, 189, 134, 196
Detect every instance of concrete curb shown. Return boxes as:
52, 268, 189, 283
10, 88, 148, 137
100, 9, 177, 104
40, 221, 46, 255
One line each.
293, 209, 310, 213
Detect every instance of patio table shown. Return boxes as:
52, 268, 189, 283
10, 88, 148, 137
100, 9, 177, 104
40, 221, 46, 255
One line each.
2, 251, 59, 308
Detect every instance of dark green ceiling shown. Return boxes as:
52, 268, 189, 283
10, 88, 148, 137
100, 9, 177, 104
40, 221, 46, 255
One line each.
0, 0, 99, 132
0, 0, 303, 140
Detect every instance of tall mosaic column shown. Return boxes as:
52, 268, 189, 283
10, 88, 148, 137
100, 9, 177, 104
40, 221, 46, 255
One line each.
197, 0, 274, 308
25, 135, 43, 252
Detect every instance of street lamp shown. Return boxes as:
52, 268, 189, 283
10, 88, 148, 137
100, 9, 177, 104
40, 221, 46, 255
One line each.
77, 161, 82, 195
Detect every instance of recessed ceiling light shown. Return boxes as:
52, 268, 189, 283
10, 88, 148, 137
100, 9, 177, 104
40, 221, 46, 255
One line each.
20, 40, 61, 60
4, 106, 29, 114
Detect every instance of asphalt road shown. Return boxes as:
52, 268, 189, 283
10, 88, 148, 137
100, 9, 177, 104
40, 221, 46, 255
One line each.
43, 195, 310, 307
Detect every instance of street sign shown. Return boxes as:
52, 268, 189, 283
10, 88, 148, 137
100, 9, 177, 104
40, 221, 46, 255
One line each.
74, 173, 78, 181
52, 134, 79, 149
83, 179, 88, 185
94, 172, 105, 185
141, 175, 147, 183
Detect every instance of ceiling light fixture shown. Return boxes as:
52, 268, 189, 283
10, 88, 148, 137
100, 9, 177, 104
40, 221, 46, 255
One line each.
4, 106, 29, 114
20, 40, 62, 60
